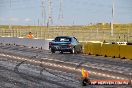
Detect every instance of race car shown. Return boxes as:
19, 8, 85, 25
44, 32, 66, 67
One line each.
49, 36, 82, 54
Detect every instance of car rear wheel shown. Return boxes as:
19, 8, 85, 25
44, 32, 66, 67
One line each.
51, 49, 55, 53
78, 47, 83, 54
60, 51, 63, 54
70, 48, 76, 54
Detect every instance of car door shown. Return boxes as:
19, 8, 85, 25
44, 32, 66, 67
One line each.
73, 37, 82, 52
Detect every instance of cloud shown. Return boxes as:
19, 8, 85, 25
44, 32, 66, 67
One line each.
24, 18, 32, 22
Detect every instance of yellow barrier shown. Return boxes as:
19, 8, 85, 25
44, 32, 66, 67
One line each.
83, 42, 102, 55
101, 44, 120, 58
83, 42, 91, 54
120, 45, 132, 59
83, 42, 132, 60
91, 43, 102, 55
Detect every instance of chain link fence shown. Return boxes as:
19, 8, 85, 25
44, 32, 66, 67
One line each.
0, 27, 132, 42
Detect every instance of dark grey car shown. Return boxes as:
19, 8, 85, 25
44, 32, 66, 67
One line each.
49, 36, 82, 54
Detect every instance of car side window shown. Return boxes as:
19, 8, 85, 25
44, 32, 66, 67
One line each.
73, 37, 79, 43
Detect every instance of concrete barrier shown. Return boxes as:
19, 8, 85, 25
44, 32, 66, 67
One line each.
0, 37, 51, 50
120, 45, 132, 59
101, 44, 120, 58
0, 37, 18, 45
0, 37, 131, 60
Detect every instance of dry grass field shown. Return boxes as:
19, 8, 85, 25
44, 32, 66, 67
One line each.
0, 23, 132, 42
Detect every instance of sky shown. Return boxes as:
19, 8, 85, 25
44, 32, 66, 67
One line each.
0, 0, 132, 26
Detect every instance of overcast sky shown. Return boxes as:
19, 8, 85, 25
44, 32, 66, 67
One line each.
0, 0, 132, 25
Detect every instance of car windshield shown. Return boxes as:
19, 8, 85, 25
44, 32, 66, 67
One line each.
55, 37, 71, 42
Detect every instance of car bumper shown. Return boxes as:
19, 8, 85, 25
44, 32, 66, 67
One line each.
51, 46, 72, 51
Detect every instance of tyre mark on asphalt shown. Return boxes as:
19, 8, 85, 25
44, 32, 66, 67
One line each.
0, 45, 131, 80
0, 51, 130, 81
0, 61, 75, 88
0, 66, 31, 88
46, 54, 132, 79
0, 73, 28, 88
50, 54, 132, 73
0, 82, 19, 88
40, 67, 79, 84
15, 67, 75, 88
2, 60, 62, 88
13, 59, 76, 88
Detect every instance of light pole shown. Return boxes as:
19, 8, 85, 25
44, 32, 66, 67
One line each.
41, 0, 46, 26
111, 0, 115, 36
47, 0, 53, 26
9, 0, 12, 37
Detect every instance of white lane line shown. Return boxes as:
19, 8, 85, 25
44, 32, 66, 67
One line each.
2, 53, 132, 75
84, 63, 132, 75
0, 53, 129, 80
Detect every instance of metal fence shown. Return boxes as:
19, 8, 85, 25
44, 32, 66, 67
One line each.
0, 27, 132, 42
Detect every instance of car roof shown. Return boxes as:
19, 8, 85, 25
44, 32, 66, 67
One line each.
55, 36, 74, 38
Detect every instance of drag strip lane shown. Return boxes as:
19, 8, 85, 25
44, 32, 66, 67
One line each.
0, 45, 132, 80
0, 51, 131, 81
47, 53, 132, 77
0, 59, 79, 88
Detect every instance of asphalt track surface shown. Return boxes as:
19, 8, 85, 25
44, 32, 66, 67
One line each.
0, 44, 132, 88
